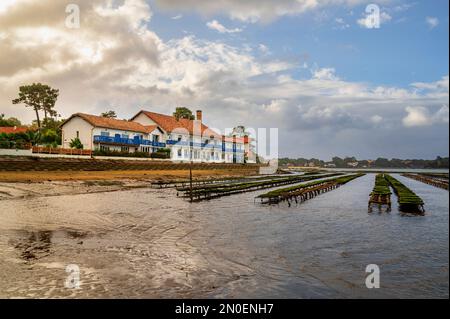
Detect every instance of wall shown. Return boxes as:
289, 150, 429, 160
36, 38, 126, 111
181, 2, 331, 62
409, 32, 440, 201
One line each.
62, 117, 94, 150
132, 113, 168, 143
0, 149, 32, 156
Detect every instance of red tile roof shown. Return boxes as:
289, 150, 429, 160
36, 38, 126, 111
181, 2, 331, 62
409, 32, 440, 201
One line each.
63, 113, 160, 134
133, 110, 221, 138
0, 126, 29, 134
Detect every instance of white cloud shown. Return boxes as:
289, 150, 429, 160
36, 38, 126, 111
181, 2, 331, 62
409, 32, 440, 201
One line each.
371, 115, 383, 124
403, 106, 432, 127
312, 68, 338, 80
155, 0, 375, 23
334, 17, 350, 29
171, 14, 183, 20
357, 11, 392, 28
426, 16, 439, 29
206, 20, 242, 33
402, 104, 449, 127
258, 44, 270, 54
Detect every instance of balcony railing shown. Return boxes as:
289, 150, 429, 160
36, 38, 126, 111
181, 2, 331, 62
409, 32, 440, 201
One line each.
167, 140, 244, 152
93, 135, 166, 147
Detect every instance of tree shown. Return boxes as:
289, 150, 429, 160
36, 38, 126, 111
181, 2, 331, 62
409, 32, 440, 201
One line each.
42, 86, 59, 119
231, 125, 249, 137
173, 107, 195, 120
69, 137, 83, 149
101, 110, 117, 118
332, 156, 345, 167
0, 114, 22, 127
12, 83, 59, 130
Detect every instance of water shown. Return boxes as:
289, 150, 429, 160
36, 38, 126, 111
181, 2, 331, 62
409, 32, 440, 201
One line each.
0, 174, 448, 298
322, 168, 449, 174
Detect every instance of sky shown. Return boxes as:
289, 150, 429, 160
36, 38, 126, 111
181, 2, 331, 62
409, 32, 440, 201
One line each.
0, 0, 448, 160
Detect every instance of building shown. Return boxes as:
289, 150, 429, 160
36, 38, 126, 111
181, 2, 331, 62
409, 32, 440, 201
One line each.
61, 110, 248, 163
0, 126, 29, 134
61, 113, 164, 154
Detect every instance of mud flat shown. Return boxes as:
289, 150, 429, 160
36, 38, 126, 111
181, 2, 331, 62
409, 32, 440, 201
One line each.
0, 169, 258, 183
0, 184, 255, 298
0, 173, 447, 299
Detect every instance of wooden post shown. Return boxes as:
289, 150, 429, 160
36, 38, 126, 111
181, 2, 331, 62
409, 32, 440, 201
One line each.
189, 137, 193, 202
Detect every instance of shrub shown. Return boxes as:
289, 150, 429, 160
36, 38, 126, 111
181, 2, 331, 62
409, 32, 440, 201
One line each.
93, 149, 151, 158
69, 137, 84, 149
150, 152, 170, 159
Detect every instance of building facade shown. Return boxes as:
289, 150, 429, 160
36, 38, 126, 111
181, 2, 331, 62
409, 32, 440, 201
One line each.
61, 110, 249, 163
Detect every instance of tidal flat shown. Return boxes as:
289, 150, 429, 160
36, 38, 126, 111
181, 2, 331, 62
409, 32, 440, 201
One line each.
0, 174, 448, 298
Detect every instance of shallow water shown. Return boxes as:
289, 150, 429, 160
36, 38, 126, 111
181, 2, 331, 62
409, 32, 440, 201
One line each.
0, 174, 448, 298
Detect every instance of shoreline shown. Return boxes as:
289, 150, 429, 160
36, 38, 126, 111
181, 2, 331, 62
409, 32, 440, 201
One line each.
0, 169, 257, 183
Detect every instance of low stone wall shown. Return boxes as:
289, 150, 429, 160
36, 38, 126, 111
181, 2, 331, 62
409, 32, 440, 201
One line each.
0, 149, 33, 157
0, 156, 260, 172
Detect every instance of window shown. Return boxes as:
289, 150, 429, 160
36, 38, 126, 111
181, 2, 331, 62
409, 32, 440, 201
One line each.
121, 146, 129, 152
76, 131, 79, 138
121, 134, 129, 139
177, 149, 182, 157
101, 131, 109, 136
177, 135, 182, 142
184, 149, 189, 158
100, 145, 110, 151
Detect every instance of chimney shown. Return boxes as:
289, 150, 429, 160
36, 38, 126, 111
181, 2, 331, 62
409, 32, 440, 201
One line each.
196, 110, 202, 122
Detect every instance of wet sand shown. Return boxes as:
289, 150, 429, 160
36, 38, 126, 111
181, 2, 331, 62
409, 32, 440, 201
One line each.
0, 184, 251, 298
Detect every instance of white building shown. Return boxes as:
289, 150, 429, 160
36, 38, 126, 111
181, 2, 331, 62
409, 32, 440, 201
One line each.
61, 110, 249, 163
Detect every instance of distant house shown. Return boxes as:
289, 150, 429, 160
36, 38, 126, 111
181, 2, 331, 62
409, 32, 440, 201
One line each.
0, 126, 29, 134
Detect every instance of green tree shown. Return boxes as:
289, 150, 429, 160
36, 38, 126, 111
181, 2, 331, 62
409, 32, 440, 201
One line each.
0, 114, 22, 127
101, 110, 117, 118
12, 83, 59, 130
332, 156, 345, 167
69, 137, 83, 149
173, 107, 195, 120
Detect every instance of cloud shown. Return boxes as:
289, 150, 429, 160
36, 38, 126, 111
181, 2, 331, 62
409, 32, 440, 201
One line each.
258, 44, 270, 54
206, 20, 242, 33
357, 11, 392, 28
334, 17, 350, 29
371, 115, 383, 124
312, 68, 338, 80
171, 14, 183, 20
0, 0, 448, 159
425, 16, 439, 29
403, 104, 449, 127
402, 106, 432, 127
155, 0, 374, 23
